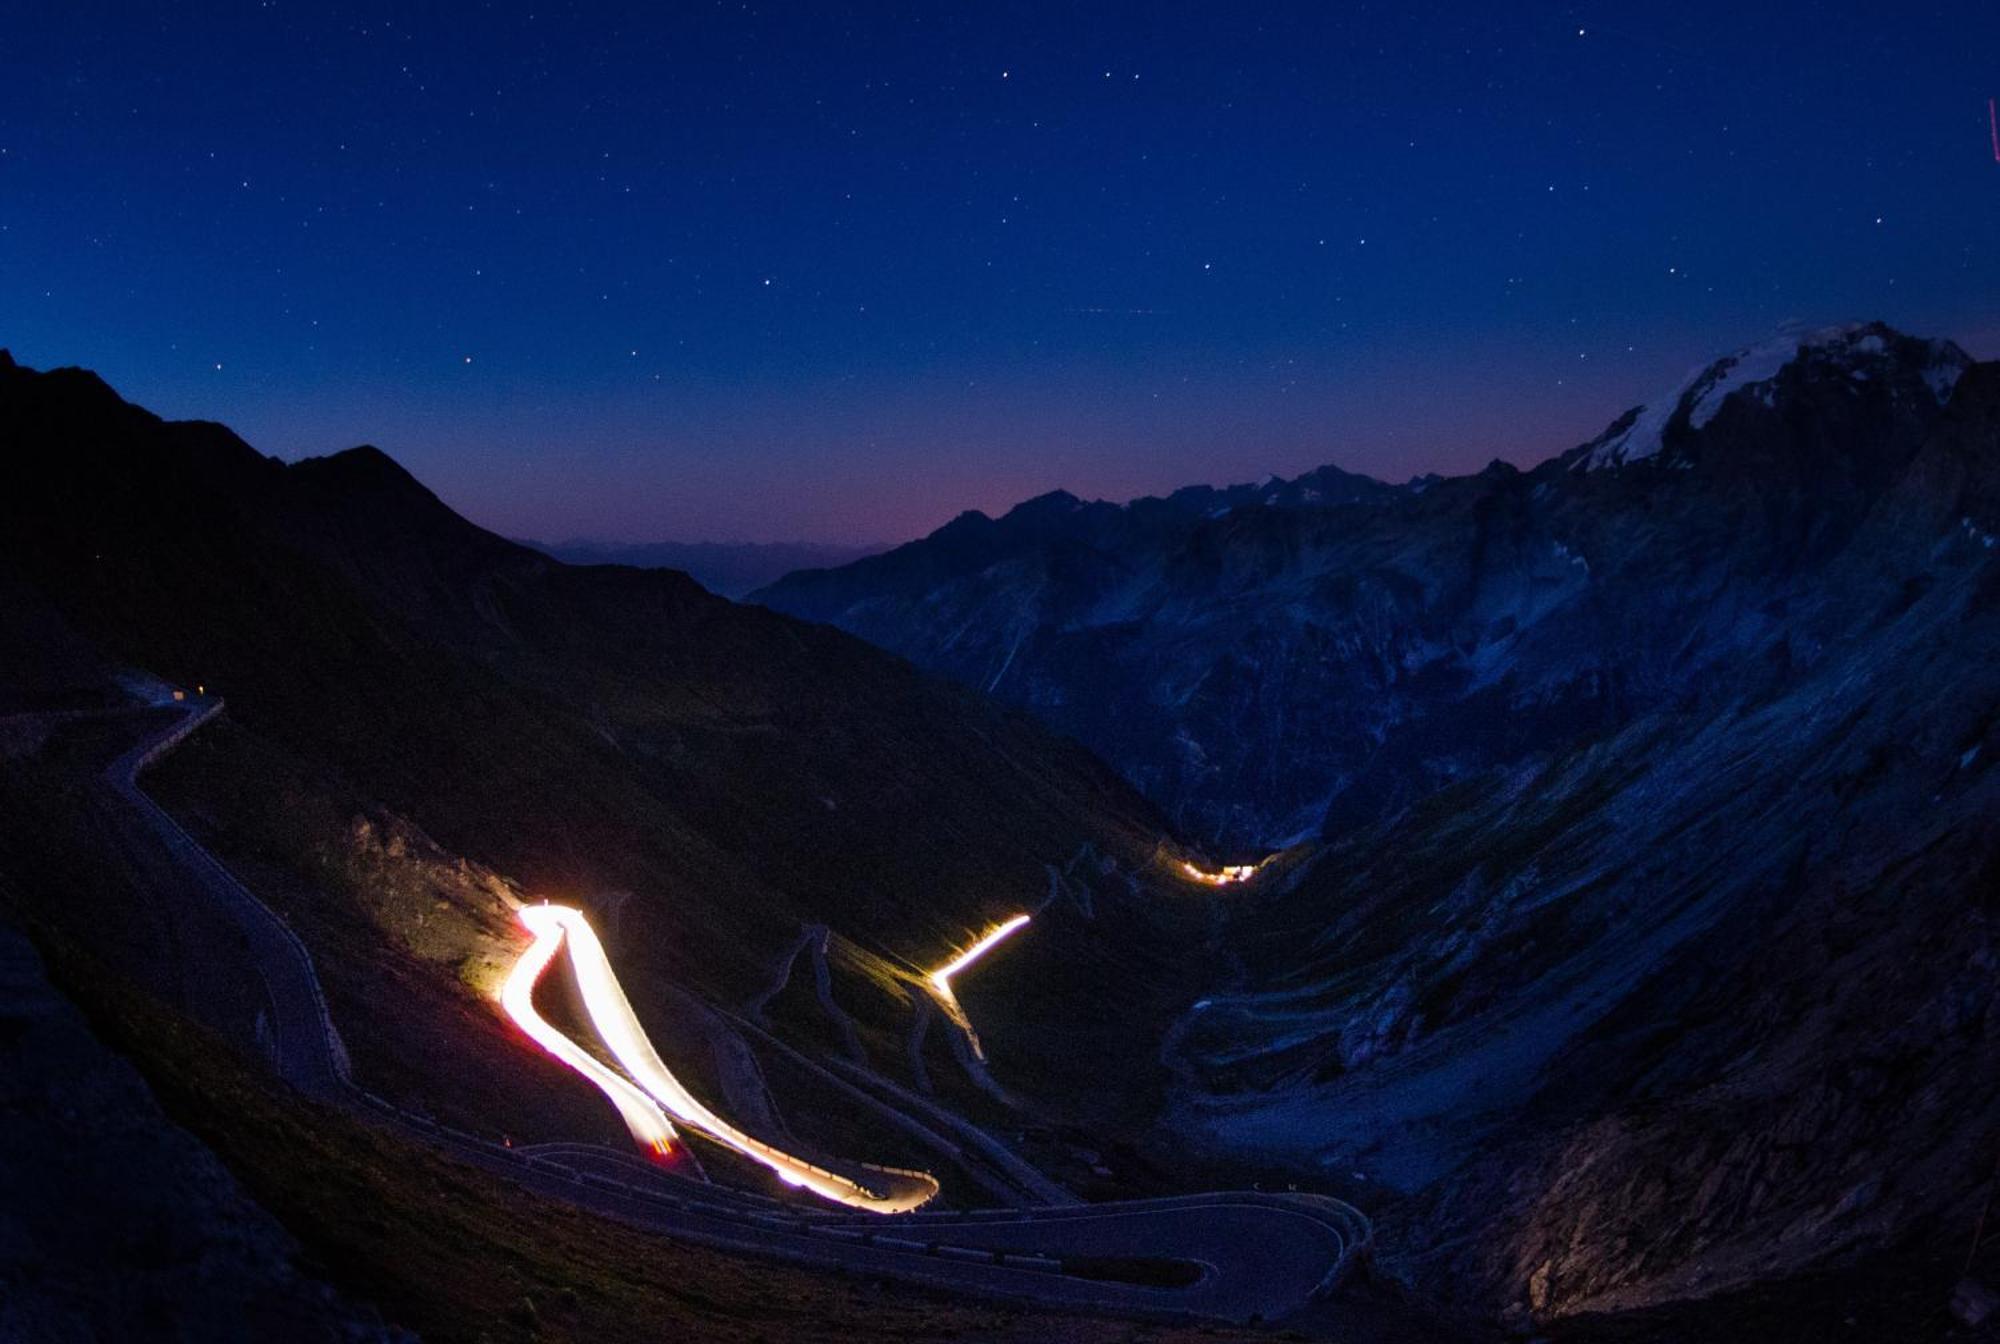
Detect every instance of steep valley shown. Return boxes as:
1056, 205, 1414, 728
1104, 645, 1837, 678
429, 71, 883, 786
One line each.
762, 324, 2000, 1327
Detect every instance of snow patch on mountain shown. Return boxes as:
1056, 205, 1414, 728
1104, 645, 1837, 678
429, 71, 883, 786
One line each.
1685, 329, 1837, 430
1579, 323, 1970, 472
1927, 358, 1966, 403
1579, 398, 1680, 471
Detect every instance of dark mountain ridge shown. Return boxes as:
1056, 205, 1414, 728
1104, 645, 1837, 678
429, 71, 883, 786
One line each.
0, 350, 1197, 1150
756, 322, 1977, 851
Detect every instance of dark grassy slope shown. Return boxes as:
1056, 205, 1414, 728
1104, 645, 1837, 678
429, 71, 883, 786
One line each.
2, 882, 1273, 1344
0, 692, 1443, 1339
0, 353, 1206, 1146
0, 354, 1166, 974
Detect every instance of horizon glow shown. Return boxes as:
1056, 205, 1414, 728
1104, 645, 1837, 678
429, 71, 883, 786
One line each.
4, 4, 1995, 544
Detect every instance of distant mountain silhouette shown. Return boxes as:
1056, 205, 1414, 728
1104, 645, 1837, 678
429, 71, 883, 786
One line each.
523, 537, 890, 599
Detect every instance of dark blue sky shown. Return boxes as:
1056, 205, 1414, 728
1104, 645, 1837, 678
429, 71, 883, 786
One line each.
4, 3, 1996, 543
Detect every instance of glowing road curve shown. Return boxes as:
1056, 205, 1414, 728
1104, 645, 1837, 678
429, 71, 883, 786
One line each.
502, 903, 939, 1213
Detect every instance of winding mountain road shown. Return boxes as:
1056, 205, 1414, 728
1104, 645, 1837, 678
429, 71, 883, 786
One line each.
103, 695, 1370, 1325
508, 902, 940, 1212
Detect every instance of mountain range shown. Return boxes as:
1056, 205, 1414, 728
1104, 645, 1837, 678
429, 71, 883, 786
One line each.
758, 320, 2000, 1319
4, 324, 1999, 1337
756, 323, 1978, 851
522, 538, 889, 599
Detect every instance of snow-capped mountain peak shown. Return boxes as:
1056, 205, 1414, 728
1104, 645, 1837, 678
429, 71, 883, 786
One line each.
1578, 322, 1971, 471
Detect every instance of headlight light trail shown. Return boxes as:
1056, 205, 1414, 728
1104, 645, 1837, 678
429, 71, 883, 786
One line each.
505, 903, 938, 1213
924, 913, 1030, 1061
500, 907, 682, 1157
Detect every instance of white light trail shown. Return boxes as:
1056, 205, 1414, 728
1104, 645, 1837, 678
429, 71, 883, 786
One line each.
505, 904, 938, 1213
925, 914, 1030, 1061
500, 911, 680, 1157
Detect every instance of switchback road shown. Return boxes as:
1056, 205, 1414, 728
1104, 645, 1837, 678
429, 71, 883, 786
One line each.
105, 696, 1369, 1325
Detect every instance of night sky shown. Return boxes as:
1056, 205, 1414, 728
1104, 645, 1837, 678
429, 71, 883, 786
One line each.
4, 3, 1996, 544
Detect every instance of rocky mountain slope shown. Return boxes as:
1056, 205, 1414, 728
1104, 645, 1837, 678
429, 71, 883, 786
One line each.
756, 323, 1976, 851
760, 322, 2000, 1324
1176, 349, 2000, 1322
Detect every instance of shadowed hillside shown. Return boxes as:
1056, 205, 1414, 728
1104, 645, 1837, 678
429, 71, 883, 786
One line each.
0, 350, 1215, 1184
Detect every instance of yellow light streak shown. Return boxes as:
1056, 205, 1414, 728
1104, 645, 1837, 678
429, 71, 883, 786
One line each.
924, 914, 1030, 1061
927, 913, 1031, 991
504, 904, 938, 1213
1180, 860, 1259, 886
